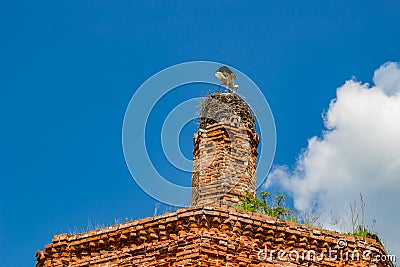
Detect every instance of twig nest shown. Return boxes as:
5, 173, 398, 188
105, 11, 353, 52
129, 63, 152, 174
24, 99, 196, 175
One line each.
199, 92, 255, 129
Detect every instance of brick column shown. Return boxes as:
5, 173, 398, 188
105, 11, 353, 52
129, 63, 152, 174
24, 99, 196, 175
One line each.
192, 93, 259, 206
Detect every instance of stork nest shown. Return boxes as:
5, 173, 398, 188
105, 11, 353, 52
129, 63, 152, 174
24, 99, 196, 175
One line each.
198, 92, 255, 129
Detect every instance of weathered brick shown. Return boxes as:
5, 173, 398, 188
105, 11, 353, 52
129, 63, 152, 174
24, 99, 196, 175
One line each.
36, 94, 393, 267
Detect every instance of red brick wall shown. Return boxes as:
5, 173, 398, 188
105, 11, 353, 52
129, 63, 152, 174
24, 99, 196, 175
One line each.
36, 205, 392, 267
192, 121, 259, 206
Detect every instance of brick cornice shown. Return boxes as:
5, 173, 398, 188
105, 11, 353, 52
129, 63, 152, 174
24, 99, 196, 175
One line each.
36, 205, 391, 267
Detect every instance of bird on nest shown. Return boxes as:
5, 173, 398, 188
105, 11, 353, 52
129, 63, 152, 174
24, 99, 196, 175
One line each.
215, 66, 239, 94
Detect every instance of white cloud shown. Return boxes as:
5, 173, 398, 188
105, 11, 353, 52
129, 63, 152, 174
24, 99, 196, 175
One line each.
265, 62, 400, 259
373, 62, 400, 96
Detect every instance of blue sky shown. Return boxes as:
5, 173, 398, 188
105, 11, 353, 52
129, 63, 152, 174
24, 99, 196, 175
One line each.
1, 1, 400, 266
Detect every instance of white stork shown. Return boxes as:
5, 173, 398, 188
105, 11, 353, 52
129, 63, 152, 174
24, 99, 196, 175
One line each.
215, 66, 239, 94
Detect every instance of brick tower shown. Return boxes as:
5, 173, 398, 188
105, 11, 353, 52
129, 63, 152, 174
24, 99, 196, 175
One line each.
192, 93, 259, 206
36, 92, 394, 267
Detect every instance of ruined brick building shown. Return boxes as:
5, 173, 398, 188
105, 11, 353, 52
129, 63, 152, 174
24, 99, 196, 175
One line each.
36, 93, 393, 267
